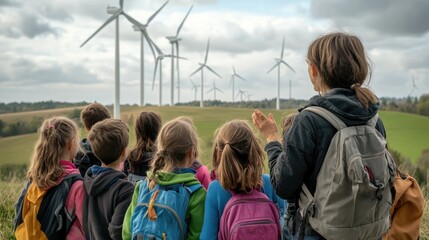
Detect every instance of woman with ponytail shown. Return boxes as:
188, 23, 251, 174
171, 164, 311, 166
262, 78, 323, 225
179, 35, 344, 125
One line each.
253, 32, 387, 239
200, 120, 285, 240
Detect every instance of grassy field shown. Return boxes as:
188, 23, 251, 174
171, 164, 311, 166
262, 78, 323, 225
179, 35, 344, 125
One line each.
1, 106, 428, 169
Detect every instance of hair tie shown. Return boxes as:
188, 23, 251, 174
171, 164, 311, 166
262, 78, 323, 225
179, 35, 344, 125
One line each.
350, 83, 361, 90
48, 124, 55, 129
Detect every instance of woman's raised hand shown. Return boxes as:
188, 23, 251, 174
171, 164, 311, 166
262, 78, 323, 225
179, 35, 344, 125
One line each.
252, 109, 279, 143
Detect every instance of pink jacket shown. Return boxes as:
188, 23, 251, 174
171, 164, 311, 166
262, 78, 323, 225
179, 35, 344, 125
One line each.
195, 164, 211, 190
60, 160, 85, 239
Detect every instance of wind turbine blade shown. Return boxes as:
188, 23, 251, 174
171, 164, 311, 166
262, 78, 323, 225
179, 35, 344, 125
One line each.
280, 60, 296, 73
80, 12, 121, 47
122, 12, 144, 30
190, 66, 203, 77
176, 5, 193, 37
176, 42, 180, 81
267, 62, 280, 73
235, 73, 246, 81
147, 0, 169, 25
191, 79, 196, 87
236, 91, 240, 98
204, 38, 210, 64
119, 0, 124, 8
280, 37, 285, 59
143, 30, 158, 61
205, 65, 222, 78
206, 88, 214, 94
233, 66, 236, 74
152, 58, 159, 90
216, 88, 224, 93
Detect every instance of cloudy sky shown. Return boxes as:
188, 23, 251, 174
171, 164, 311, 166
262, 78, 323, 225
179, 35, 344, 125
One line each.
1, 0, 428, 106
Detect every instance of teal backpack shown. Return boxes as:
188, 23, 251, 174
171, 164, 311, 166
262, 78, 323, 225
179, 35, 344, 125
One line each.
131, 179, 202, 240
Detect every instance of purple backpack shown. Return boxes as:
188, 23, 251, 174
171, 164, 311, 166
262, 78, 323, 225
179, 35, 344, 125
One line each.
218, 190, 281, 240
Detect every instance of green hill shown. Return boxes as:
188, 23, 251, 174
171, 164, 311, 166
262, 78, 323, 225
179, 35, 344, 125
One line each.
0, 106, 428, 169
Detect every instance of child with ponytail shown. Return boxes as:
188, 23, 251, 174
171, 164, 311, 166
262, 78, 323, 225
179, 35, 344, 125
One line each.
14, 117, 85, 239
122, 117, 206, 240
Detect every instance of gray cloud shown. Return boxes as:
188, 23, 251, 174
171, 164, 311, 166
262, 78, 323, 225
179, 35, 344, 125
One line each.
0, 12, 58, 38
0, 0, 18, 7
311, 0, 429, 36
0, 57, 102, 85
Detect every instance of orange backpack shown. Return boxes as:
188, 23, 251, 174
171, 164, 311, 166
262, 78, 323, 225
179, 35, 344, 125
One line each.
383, 173, 425, 240
14, 174, 82, 240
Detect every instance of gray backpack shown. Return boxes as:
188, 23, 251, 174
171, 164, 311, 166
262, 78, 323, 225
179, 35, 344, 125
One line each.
299, 106, 396, 240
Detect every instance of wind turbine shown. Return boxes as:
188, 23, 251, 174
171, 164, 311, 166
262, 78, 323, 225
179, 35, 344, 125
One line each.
190, 38, 222, 108
246, 93, 253, 101
408, 74, 418, 96
80, 0, 146, 119
133, 0, 169, 106
267, 37, 296, 110
191, 79, 200, 102
231, 66, 246, 103
206, 80, 223, 100
236, 89, 247, 102
166, 5, 193, 105
152, 44, 186, 106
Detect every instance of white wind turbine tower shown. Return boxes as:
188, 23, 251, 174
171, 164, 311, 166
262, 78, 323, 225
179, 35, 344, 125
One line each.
231, 66, 246, 103
206, 80, 223, 100
267, 37, 296, 110
152, 44, 186, 106
408, 74, 418, 96
133, 0, 169, 106
166, 5, 193, 106
80, 0, 145, 119
190, 38, 222, 108
236, 89, 247, 102
191, 79, 200, 102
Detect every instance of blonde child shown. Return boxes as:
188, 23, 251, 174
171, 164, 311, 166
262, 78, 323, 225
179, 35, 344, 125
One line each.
122, 118, 206, 240
83, 119, 134, 240
14, 117, 85, 239
200, 120, 285, 240
123, 111, 162, 184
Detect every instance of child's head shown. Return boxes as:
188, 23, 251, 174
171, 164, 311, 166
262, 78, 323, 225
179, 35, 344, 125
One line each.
80, 102, 111, 131
88, 119, 129, 166
213, 120, 265, 193
149, 118, 198, 186
134, 111, 162, 152
307, 32, 378, 108
281, 113, 298, 138
28, 116, 80, 189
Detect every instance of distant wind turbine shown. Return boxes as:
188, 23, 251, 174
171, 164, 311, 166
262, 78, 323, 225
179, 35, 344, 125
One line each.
267, 37, 295, 110
166, 5, 193, 105
206, 80, 223, 100
231, 66, 246, 103
133, 0, 169, 106
408, 74, 418, 96
190, 38, 222, 108
246, 93, 252, 101
152, 44, 186, 106
80, 0, 144, 119
191, 79, 200, 102
236, 89, 247, 102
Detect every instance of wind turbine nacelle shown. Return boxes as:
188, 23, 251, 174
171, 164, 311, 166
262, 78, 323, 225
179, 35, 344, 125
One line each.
107, 6, 120, 14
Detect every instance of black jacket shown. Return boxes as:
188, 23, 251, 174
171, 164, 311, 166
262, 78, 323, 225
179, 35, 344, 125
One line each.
74, 138, 101, 177
83, 166, 134, 240
265, 88, 386, 237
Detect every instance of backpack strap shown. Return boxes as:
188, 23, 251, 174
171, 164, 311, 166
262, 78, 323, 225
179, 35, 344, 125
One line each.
304, 106, 346, 130
366, 114, 379, 128
14, 180, 31, 231
186, 183, 203, 194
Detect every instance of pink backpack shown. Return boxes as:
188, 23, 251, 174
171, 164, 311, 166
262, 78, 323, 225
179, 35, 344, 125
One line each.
218, 190, 281, 240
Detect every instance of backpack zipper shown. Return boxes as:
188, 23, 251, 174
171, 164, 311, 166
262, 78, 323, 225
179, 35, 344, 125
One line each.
223, 198, 271, 214
229, 219, 276, 239
138, 202, 185, 240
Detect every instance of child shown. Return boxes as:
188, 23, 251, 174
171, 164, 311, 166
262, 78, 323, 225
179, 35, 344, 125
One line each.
280, 113, 297, 140
123, 111, 162, 184
14, 117, 85, 239
74, 102, 111, 176
122, 118, 206, 240
83, 119, 134, 240
176, 116, 212, 189
253, 32, 390, 239
200, 120, 285, 240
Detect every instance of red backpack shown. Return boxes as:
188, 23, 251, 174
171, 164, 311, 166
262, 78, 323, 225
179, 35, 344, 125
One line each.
218, 190, 281, 240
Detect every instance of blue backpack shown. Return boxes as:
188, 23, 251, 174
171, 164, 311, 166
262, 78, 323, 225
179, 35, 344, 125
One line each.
131, 179, 202, 240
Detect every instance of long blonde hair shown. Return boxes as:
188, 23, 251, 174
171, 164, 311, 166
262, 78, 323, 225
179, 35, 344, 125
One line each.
148, 118, 198, 189
27, 116, 79, 189
214, 120, 264, 193
307, 32, 378, 108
